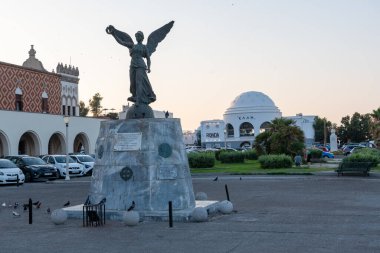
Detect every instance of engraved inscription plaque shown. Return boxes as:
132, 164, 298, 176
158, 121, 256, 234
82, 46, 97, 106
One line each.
114, 133, 142, 151
158, 165, 177, 180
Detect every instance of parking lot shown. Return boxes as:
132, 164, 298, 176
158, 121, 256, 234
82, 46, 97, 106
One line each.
1, 173, 380, 253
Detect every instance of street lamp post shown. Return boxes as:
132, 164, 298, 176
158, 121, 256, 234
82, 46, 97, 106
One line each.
63, 116, 70, 181
224, 129, 227, 149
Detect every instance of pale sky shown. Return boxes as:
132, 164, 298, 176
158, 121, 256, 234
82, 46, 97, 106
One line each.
1, 0, 379, 130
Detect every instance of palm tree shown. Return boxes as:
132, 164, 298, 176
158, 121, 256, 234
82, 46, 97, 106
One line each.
370, 107, 380, 146
254, 118, 305, 156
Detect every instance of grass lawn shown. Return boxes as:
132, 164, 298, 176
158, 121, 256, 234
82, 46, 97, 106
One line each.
190, 160, 334, 175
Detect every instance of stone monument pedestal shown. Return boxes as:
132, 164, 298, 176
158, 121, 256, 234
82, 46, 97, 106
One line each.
87, 118, 196, 221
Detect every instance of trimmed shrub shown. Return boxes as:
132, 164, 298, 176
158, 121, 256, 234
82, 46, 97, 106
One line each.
244, 149, 258, 160
309, 149, 322, 159
343, 148, 380, 167
258, 154, 293, 169
219, 151, 245, 163
188, 152, 215, 168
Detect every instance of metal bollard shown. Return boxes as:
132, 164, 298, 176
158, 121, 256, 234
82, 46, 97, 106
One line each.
28, 198, 33, 224
16, 174, 19, 187
225, 184, 230, 201
168, 201, 173, 228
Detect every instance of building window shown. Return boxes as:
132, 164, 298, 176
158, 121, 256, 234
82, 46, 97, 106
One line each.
68, 106, 71, 116
62, 105, 66, 115
15, 94, 23, 111
42, 98, 49, 113
226, 123, 234, 137
72, 106, 76, 116
239, 122, 254, 137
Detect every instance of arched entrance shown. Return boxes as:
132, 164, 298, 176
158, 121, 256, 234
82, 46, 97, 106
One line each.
48, 132, 65, 155
260, 121, 271, 133
18, 131, 40, 156
239, 122, 254, 137
240, 141, 251, 148
73, 133, 90, 154
0, 131, 10, 157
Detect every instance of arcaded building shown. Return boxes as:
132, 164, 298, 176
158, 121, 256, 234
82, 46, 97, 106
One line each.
0, 46, 103, 157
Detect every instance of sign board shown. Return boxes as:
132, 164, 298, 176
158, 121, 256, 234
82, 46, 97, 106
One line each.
114, 133, 142, 151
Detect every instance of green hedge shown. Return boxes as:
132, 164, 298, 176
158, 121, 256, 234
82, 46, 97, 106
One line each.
219, 151, 245, 163
188, 152, 215, 168
244, 149, 258, 160
343, 148, 380, 167
309, 149, 322, 159
258, 154, 293, 169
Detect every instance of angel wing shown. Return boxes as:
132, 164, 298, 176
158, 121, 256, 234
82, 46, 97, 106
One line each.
107, 25, 134, 49
146, 21, 174, 56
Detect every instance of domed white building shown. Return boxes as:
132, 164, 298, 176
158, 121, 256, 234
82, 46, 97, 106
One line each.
200, 91, 315, 149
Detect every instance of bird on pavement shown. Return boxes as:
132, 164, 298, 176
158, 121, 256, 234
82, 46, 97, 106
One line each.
12, 211, 20, 217
127, 201, 135, 211
63, 201, 70, 207
23, 204, 29, 211
47, 207, 51, 214
33, 201, 40, 206
213, 176, 218, 181
36, 202, 42, 209
14, 202, 19, 209
240, 177, 242, 180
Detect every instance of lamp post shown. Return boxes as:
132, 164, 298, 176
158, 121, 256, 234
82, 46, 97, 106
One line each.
63, 116, 70, 181
224, 129, 227, 149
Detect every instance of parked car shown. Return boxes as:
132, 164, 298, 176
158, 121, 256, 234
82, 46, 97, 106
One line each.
322, 151, 334, 159
6, 156, 58, 182
42, 155, 84, 178
0, 159, 25, 185
342, 144, 365, 156
70, 154, 95, 176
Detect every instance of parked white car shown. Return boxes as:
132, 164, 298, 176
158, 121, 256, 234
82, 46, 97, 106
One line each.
70, 154, 95, 176
42, 155, 84, 178
0, 159, 25, 185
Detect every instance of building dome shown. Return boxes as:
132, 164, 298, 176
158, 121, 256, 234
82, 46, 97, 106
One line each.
224, 91, 280, 115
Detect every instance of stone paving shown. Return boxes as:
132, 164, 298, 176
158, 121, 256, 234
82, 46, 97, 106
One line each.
1, 173, 380, 253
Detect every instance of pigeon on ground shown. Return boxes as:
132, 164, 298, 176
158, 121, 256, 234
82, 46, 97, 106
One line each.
47, 207, 51, 214
36, 202, 41, 209
63, 201, 70, 207
213, 176, 218, 181
240, 177, 242, 180
12, 211, 20, 217
33, 201, 40, 206
127, 201, 135, 211
23, 204, 28, 211
14, 202, 19, 209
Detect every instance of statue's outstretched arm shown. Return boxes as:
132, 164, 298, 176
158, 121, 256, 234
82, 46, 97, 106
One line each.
146, 21, 174, 56
106, 25, 134, 49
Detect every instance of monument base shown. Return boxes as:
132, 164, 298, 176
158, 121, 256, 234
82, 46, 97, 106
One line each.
125, 103, 154, 119
64, 200, 220, 222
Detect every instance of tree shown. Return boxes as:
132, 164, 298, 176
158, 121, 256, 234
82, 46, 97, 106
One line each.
79, 101, 89, 117
313, 116, 332, 144
336, 112, 372, 143
253, 118, 305, 156
89, 93, 103, 117
106, 112, 119, 120
370, 107, 380, 146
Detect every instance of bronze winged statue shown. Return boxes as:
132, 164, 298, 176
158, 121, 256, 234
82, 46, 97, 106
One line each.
106, 21, 174, 105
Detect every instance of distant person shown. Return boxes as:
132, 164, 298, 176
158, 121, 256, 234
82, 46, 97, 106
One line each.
165, 111, 169, 118
294, 154, 302, 167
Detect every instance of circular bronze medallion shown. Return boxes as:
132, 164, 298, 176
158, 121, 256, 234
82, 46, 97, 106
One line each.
158, 143, 172, 158
120, 167, 133, 181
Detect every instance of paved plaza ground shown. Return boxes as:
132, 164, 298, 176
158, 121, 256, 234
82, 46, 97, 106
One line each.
1, 172, 380, 253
